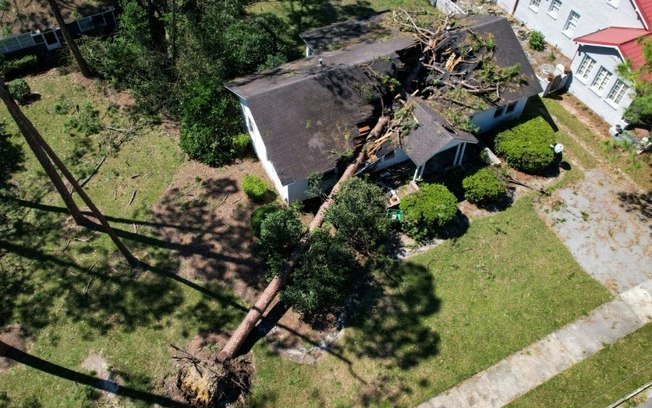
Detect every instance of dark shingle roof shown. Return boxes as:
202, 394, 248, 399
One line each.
226, 36, 415, 184
463, 15, 542, 102
403, 96, 478, 167
299, 11, 391, 54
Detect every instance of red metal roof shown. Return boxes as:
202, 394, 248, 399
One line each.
574, 27, 649, 46
634, 0, 652, 30
620, 33, 652, 70
575, 28, 651, 70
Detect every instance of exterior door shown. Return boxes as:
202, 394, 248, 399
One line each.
43, 30, 61, 50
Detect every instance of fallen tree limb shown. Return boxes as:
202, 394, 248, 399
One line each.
217, 115, 390, 362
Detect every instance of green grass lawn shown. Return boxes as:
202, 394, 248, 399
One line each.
509, 323, 652, 408
543, 98, 652, 191
251, 197, 612, 407
0, 47, 615, 408
0, 71, 247, 407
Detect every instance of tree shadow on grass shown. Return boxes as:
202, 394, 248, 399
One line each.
0, 125, 25, 189
341, 261, 440, 406
344, 261, 440, 369
283, 0, 376, 35
0, 340, 190, 407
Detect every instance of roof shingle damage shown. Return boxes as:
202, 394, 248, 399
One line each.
226, 14, 540, 185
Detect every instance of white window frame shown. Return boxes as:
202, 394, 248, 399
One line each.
548, 0, 562, 19
606, 79, 630, 106
591, 67, 613, 95
576, 55, 596, 83
529, 0, 541, 12
607, 0, 620, 8
563, 11, 580, 38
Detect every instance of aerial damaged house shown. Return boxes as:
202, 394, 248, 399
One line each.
226, 13, 541, 202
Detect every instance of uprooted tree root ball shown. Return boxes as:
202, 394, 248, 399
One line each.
176, 356, 253, 408
168, 333, 254, 408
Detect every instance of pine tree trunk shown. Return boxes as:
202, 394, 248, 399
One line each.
0, 80, 137, 265
46, 0, 92, 78
218, 115, 390, 361
0, 81, 86, 225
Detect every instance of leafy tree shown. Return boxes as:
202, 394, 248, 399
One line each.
400, 183, 458, 241
250, 204, 281, 237
178, 78, 243, 165
325, 177, 391, 254
256, 206, 303, 279
280, 229, 358, 315
617, 37, 652, 126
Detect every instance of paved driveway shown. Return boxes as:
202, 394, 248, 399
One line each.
538, 168, 652, 294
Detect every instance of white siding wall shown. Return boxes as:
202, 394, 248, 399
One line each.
370, 148, 411, 172
472, 99, 528, 133
287, 179, 310, 203
568, 45, 635, 125
238, 99, 290, 202
507, 0, 643, 58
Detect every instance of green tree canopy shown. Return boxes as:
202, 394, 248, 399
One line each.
325, 177, 391, 255
280, 229, 358, 316
618, 38, 652, 126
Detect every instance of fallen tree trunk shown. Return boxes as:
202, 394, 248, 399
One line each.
217, 115, 390, 361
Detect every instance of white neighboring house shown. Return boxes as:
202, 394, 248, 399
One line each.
495, 0, 652, 125
572, 28, 650, 125
225, 16, 541, 203
496, 0, 646, 57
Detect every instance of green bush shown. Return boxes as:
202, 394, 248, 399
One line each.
242, 175, 271, 203
53, 95, 73, 115
64, 103, 102, 136
0, 54, 38, 77
232, 133, 251, 156
463, 167, 507, 205
528, 31, 545, 51
251, 204, 282, 237
495, 116, 555, 173
400, 183, 458, 241
7, 79, 31, 104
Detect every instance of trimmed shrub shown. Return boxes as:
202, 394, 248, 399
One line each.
463, 167, 507, 205
242, 175, 271, 203
400, 183, 458, 241
495, 116, 555, 173
528, 31, 545, 51
250, 204, 281, 238
0, 54, 38, 77
7, 79, 31, 104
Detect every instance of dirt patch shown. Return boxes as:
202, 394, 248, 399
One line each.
165, 332, 254, 407
151, 159, 268, 304
0, 325, 27, 374
151, 158, 327, 353
79, 351, 123, 404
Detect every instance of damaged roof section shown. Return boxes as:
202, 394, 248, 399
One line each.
403, 96, 478, 167
226, 36, 416, 185
299, 11, 392, 54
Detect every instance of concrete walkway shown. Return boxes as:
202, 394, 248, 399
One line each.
418, 280, 652, 408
